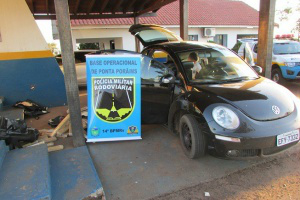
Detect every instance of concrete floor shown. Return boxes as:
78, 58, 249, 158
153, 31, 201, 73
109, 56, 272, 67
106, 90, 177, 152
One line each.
25, 81, 300, 200
88, 124, 271, 200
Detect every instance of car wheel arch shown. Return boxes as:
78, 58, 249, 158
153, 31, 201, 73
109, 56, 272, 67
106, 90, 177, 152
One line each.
168, 100, 208, 134
168, 101, 187, 134
271, 64, 285, 84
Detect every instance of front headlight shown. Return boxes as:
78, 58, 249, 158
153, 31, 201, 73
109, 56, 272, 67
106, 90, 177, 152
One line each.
212, 106, 240, 130
284, 62, 296, 67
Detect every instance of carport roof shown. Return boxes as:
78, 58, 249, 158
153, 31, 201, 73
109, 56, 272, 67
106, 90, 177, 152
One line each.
71, 0, 259, 26
25, 0, 177, 19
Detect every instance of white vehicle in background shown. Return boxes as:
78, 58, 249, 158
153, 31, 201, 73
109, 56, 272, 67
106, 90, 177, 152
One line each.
233, 39, 300, 84
56, 49, 138, 87
56, 50, 98, 86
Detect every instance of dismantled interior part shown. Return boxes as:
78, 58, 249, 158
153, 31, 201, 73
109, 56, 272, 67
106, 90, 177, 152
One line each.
14, 99, 49, 119
0, 116, 39, 149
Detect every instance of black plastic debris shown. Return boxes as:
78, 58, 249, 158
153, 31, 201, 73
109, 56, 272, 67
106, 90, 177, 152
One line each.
48, 116, 65, 128
0, 116, 39, 149
14, 99, 49, 119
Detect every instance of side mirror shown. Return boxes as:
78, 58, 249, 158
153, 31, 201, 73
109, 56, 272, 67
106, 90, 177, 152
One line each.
161, 74, 175, 84
252, 65, 263, 74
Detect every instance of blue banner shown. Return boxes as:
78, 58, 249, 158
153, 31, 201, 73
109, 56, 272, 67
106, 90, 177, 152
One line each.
86, 55, 141, 142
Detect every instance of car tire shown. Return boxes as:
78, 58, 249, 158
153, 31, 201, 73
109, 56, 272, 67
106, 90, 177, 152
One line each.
271, 68, 285, 84
179, 114, 206, 159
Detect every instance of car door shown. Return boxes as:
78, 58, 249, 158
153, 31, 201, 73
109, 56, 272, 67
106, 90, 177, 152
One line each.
141, 55, 174, 124
129, 24, 182, 48
252, 43, 258, 61
244, 43, 255, 66
238, 42, 246, 57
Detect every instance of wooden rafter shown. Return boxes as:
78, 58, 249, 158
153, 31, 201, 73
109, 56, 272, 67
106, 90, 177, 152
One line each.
138, 0, 175, 16
33, 12, 157, 20
87, 0, 96, 15
99, 0, 110, 14
123, 0, 137, 13
45, 0, 49, 15
135, 0, 152, 12
26, 0, 34, 13
112, 0, 123, 14
26, 0, 173, 19
74, 0, 81, 15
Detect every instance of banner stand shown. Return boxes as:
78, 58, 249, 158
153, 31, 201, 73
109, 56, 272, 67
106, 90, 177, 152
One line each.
86, 54, 142, 142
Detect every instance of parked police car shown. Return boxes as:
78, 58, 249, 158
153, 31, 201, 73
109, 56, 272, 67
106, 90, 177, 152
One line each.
233, 39, 300, 84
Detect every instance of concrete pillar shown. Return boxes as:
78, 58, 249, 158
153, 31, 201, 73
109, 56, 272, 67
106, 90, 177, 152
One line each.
180, 0, 188, 40
257, 0, 276, 78
54, 0, 86, 147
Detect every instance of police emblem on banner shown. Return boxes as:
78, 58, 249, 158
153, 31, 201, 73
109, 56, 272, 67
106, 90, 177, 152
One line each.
127, 126, 139, 134
93, 77, 135, 123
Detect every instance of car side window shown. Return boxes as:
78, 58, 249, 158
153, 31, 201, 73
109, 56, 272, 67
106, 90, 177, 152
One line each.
141, 49, 150, 56
253, 44, 258, 53
141, 56, 169, 84
150, 49, 178, 77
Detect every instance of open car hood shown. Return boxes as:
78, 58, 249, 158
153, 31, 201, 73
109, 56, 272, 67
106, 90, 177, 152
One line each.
129, 24, 182, 47
194, 78, 295, 121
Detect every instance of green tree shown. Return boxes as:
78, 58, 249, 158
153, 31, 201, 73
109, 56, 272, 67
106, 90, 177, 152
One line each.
293, 19, 300, 41
78, 43, 100, 50
48, 43, 60, 55
276, 7, 293, 21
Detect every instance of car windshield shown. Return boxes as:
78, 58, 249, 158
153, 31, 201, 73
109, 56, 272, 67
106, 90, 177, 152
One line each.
273, 42, 300, 55
177, 47, 258, 84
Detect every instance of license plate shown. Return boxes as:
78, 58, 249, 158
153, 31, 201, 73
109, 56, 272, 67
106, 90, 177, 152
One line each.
277, 130, 300, 147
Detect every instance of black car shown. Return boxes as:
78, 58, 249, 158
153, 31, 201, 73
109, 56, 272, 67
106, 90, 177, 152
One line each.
102, 24, 300, 159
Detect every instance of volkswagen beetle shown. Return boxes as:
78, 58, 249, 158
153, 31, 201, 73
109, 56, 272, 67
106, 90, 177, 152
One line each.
127, 24, 300, 159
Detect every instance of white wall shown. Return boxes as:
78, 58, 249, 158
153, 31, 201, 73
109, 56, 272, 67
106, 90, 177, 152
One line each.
167, 26, 258, 48
71, 25, 258, 51
76, 37, 123, 50
0, 0, 49, 52
72, 27, 135, 51
215, 27, 258, 48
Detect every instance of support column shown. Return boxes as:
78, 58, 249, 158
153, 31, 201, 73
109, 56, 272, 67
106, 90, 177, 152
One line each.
54, 0, 86, 147
180, 0, 188, 40
134, 16, 140, 53
257, 0, 276, 78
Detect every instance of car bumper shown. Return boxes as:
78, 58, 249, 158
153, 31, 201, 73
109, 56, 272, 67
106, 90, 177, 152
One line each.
209, 134, 299, 158
202, 103, 300, 159
280, 66, 300, 79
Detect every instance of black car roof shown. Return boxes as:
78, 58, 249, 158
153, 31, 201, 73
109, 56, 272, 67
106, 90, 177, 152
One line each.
148, 41, 224, 53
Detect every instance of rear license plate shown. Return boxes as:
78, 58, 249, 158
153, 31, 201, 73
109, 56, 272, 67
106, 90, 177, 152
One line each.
277, 130, 300, 147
